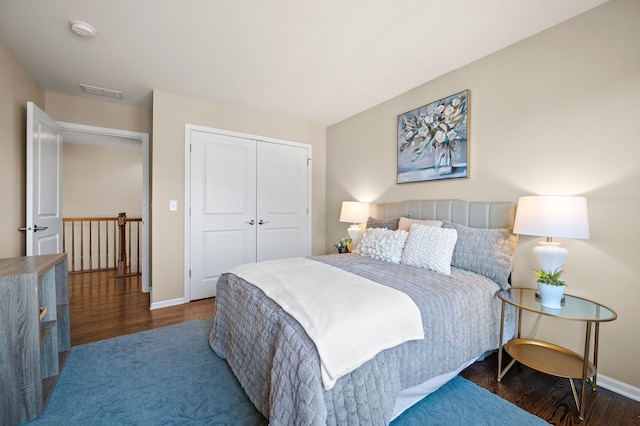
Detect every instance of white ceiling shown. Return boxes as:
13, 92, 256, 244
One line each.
0, 0, 608, 127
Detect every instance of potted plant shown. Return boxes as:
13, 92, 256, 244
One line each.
333, 237, 352, 254
535, 267, 566, 309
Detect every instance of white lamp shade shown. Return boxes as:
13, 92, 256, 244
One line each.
339, 201, 370, 224
513, 196, 590, 240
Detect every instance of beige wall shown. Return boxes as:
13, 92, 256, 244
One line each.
0, 39, 45, 258
152, 90, 326, 303
63, 143, 142, 217
45, 92, 152, 134
43, 93, 150, 218
327, 0, 640, 390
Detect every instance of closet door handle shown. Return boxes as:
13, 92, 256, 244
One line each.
245, 220, 255, 225
258, 220, 269, 225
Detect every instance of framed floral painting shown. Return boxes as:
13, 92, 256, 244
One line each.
397, 90, 469, 183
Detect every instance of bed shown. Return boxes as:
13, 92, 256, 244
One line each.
209, 199, 518, 425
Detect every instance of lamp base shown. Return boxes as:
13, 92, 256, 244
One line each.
533, 241, 567, 273
347, 225, 362, 254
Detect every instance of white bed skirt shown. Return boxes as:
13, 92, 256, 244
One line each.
391, 355, 477, 420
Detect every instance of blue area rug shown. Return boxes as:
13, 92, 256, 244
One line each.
31, 319, 547, 425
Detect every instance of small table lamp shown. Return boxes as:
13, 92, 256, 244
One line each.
339, 201, 370, 253
513, 195, 590, 273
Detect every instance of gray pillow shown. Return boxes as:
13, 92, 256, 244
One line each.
441, 220, 518, 290
366, 217, 400, 231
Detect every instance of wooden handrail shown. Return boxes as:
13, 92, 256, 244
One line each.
63, 217, 120, 222
62, 214, 142, 276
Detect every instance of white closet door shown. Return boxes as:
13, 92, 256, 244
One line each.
256, 142, 310, 261
190, 131, 257, 300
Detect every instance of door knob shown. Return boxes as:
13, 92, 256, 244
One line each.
18, 225, 48, 232
245, 220, 255, 225
258, 219, 270, 225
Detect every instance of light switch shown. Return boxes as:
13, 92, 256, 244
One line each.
169, 200, 178, 211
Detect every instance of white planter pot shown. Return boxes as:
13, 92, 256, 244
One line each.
537, 282, 566, 309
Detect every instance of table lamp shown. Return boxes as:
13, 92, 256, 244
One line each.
339, 201, 370, 253
513, 195, 590, 273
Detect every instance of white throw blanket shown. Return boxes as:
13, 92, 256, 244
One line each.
227, 257, 424, 389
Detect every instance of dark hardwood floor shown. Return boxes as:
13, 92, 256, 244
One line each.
461, 353, 640, 426
69, 270, 216, 346
69, 271, 640, 425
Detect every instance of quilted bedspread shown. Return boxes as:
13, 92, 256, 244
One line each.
209, 254, 507, 425
227, 257, 424, 390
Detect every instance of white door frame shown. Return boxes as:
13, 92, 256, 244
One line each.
184, 123, 312, 302
58, 122, 151, 294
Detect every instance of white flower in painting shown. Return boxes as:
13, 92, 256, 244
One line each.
397, 91, 467, 166
404, 130, 414, 142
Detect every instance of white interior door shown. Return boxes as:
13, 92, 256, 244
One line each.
26, 102, 63, 255
256, 142, 310, 261
189, 131, 257, 300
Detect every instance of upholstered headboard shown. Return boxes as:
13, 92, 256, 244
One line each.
372, 199, 515, 229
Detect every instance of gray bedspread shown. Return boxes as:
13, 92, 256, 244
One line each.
209, 254, 507, 425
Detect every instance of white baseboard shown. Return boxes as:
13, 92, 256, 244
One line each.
598, 374, 640, 402
150, 297, 186, 310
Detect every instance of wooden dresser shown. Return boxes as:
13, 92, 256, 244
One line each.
0, 254, 70, 425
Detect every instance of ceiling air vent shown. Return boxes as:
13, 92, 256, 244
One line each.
80, 84, 123, 99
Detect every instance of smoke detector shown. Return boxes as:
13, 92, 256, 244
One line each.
70, 20, 97, 38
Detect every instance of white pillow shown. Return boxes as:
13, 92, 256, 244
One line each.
358, 228, 409, 264
401, 224, 458, 274
397, 217, 443, 232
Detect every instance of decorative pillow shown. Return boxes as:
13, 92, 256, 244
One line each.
397, 217, 443, 232
441, 221, 518, 290
358, 228, 408, 263
366, 217, 400, 231
400, 224, 458, 274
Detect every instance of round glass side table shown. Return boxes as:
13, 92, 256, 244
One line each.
496, 288, 616, 421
